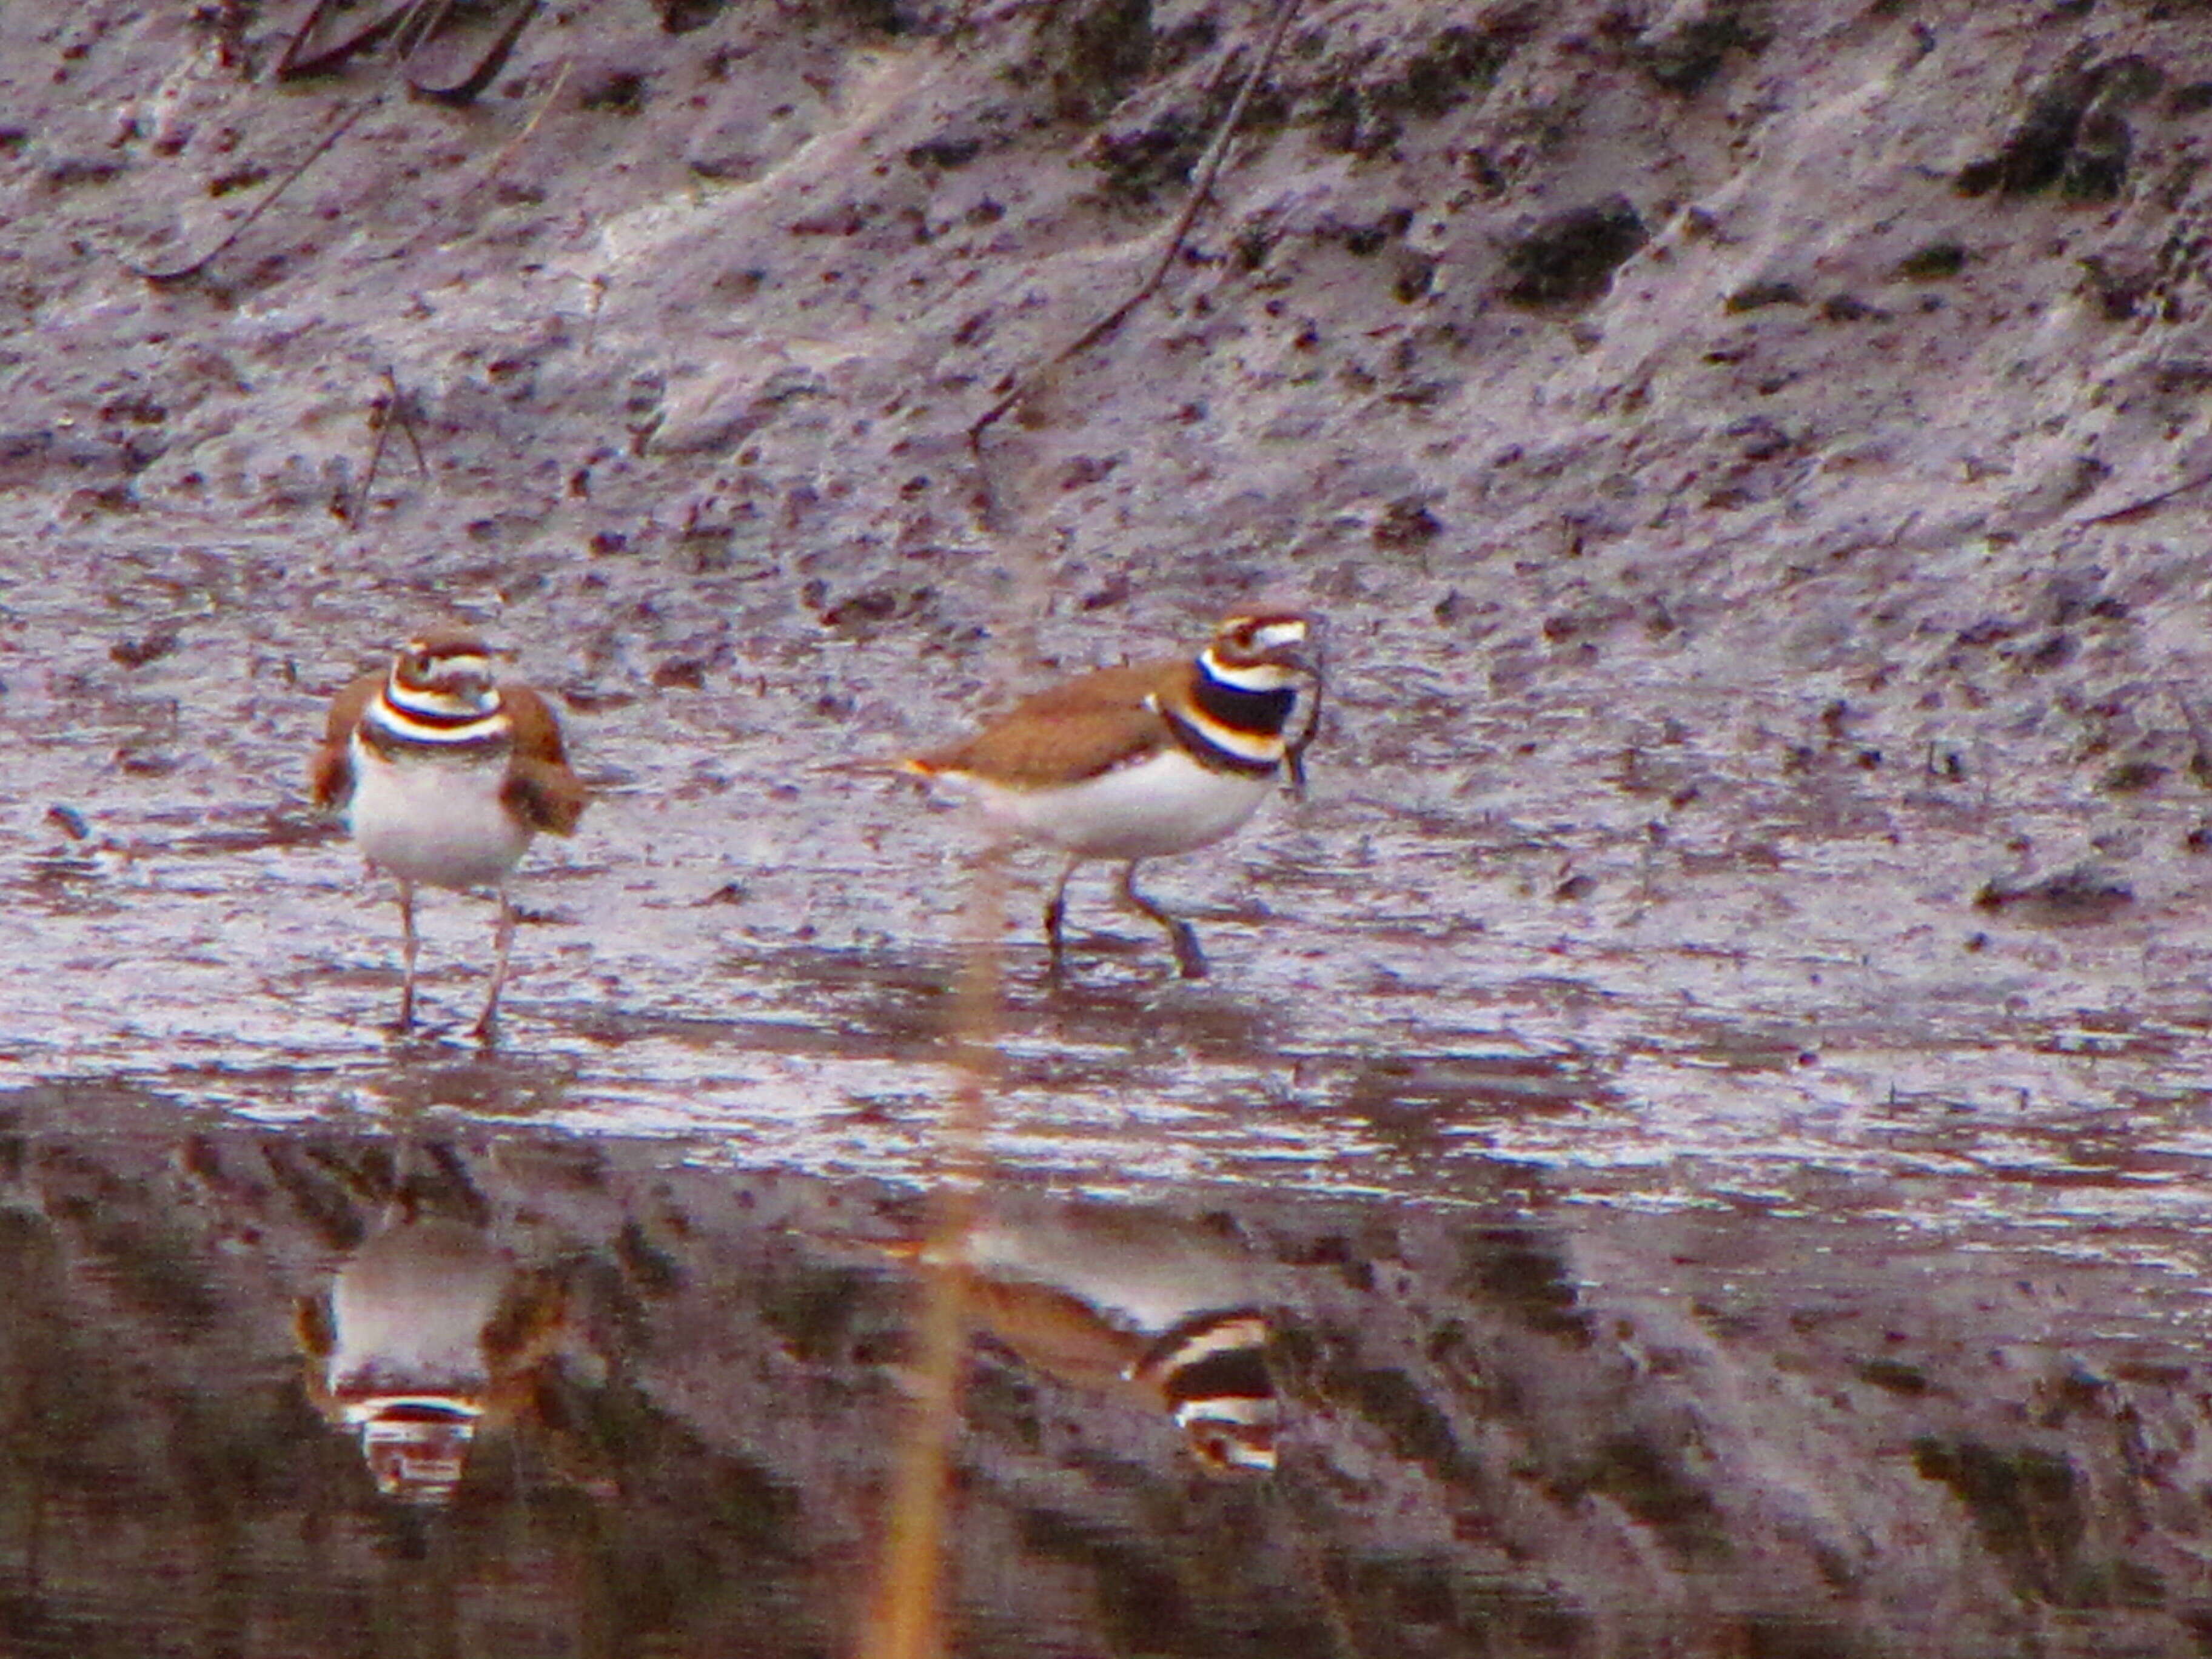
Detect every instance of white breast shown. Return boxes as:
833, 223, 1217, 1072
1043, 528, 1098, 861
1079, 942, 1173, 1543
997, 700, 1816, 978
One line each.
973, 749, 1274, 861
327, 1221, 506, 1396
347, 733, 532, 890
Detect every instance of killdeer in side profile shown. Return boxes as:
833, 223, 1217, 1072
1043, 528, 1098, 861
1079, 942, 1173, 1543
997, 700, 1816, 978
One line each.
878, 1202, 1281, 1473
903, 611, 1319, 978
310, 629, 586, 1038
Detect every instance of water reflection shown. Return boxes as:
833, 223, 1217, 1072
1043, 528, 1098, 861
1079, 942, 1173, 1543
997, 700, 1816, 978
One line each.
882, 1199, 1282, 1473
296, 1192, 570, 1503
4, 1098, 2212, 1655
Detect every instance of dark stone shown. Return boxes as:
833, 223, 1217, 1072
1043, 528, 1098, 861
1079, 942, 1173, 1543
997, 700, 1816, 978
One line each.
2170, 79, 2212, 115
1857, 1358, 1932, 1396
110, 628, 181, 669
1911, 1438, 2089, 1598
1895, 242, 1966, 281
1373, 496, 1443, 547
2100, 759, 2168, 794
1956, 61, 2098, 195
578, 69, 649, 115
1040, 0, 1153, 122
1972, 865, 2133, 924
655, 0, 728, 30
1725, 280, 1805, 312
1310, 21, 1527, 156
1388, 24, 1517, 117
1093, 103, 1209, 195
905, 133, 981, 169
1500, 196, 1648, 308
43, 156, 124, 189
1959, 55, 2157, 199
1393, 252, 1438, 302
1637, 5, 1765, 95
2060, 108, 2130, 199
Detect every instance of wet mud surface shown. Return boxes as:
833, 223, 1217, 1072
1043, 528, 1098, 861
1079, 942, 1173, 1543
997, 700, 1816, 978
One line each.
10, 0, 2212, 1652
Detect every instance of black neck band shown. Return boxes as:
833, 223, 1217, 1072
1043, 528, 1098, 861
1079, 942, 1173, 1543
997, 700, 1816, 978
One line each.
1191, 673, 1296, 736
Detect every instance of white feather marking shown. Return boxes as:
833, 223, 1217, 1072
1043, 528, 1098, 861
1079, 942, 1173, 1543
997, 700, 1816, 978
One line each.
1174, 701, 1287, 765
371, 691, 509, 747
1146, 1314, 1270, 1376
1173, 1395, 1275, 1428
1199, 648, 1302, 693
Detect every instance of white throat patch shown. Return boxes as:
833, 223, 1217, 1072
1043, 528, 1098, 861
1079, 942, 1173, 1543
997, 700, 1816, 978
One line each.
1198, 649, 1301, 693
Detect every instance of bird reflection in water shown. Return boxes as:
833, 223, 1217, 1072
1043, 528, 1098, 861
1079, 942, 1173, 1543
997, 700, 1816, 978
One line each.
885, 1200, 1282, 1473
294, 1202, 569, 1504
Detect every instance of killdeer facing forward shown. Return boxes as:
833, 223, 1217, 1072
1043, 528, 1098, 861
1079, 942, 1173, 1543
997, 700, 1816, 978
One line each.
903, 611, 1319, 978
295, 1210, 570, 1503
311, 629, 586, 1038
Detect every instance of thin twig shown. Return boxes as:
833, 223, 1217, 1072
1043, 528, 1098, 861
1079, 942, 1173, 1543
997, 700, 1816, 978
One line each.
345, 367, 429, 525
382, 55, 574, 260
274, 0, 437, 79
859, 846, 1005, 1659
966, 0, 1305, 498
2082, 468, 2212, 526
346, 386, 395, 527
387, 367, 429, 477
127, 93, 383, 284
2174, 687, 2212, 789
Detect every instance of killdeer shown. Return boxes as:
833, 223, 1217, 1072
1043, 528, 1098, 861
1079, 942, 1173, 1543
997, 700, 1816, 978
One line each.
882, 1203, 1281, 1473
310, 629, 586, 1037
903, 611, 1319, 977
294, 1210, 569, 1503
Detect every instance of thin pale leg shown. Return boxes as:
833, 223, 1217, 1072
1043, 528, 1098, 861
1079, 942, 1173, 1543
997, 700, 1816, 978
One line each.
1044, 856, 1082, 977
473, 885, 514, 1042
1118, 861, 1206, 979
394, 880, 420, 1031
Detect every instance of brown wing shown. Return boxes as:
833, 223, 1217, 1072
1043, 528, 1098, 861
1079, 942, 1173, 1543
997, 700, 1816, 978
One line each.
498, 680, 587, 834
500, 680, 571, 767
503, 757, 589, 836
309, 668, 384, 809
963, 1275, 1144, 1392
906, 659, 1177, 788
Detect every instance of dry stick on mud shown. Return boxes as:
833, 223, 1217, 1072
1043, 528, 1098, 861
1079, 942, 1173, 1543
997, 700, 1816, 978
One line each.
964, 0, 1307, 490
344, 368, 429, 525
859, 845, 1007, 1659
381, 56, 575, 261
2082, 467, 2212, 525
130, 20, 560, 284
2173, 689, 2212, 789
128, 93, 383, 284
